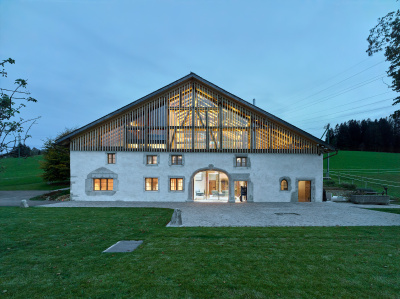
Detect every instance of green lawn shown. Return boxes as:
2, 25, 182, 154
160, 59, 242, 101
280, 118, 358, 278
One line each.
1, 207, 399, 298
0, 156, 68, 191
367, 208, 400, 215
324, 151, 400, 199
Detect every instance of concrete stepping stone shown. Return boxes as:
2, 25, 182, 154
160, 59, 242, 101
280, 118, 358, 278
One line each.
103, 240, 143, 253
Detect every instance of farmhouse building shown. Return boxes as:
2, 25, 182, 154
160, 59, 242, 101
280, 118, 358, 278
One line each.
58, 73, 335, 203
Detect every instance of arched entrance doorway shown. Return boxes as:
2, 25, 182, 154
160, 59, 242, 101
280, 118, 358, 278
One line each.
193, 170, 229, 202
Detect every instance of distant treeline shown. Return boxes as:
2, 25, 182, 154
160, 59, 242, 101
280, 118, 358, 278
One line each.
0, 144, 41, 158
326, 117, 400, 153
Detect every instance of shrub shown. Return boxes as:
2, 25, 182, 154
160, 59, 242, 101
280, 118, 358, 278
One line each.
324, 180, 336, 186
340, 183, 357, 190
40, 128, 74, 183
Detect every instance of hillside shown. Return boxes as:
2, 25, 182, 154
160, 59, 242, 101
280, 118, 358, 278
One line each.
324, 151, 400, 199
0, 156, 68, 190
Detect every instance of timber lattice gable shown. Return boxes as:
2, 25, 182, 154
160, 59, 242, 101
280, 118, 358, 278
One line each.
70, 79, 321, 154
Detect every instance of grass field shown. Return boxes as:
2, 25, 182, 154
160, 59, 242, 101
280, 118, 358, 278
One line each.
368, 208, 400, 215
324, 151, 400, 199
1, 207, 399, 298
0, 156, 68, 191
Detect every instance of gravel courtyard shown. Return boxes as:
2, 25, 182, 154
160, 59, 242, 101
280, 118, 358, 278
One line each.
43, 201, 400, 227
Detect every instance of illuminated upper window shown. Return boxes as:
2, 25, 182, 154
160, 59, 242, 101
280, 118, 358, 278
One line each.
147, 155, 157, 165
171, 155, 183, 165
107, 153, 116, 164
236, 157, 247, 167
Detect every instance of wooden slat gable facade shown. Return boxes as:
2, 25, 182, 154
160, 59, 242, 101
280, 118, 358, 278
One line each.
66, 79, 328, 154
63, 74, 333, 154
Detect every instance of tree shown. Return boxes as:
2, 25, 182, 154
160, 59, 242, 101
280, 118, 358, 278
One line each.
336, 123, 351, 150
327, 116, 400, 153
326, 127, 337, 148
40, 129, 74, 183
8, 143, 32, 158
347, 120, 362, 150
31, 147, 41, 156
367, 9, 400, 119
393, 116, 400, 150
0, 58, 40, 155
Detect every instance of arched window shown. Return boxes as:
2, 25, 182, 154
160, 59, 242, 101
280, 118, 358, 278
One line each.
193, 170, 229, 201
280, 179, 288, 191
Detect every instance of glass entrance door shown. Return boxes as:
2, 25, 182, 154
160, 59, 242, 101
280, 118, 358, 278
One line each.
193, 171, 229, 201
234, 181, 247, 202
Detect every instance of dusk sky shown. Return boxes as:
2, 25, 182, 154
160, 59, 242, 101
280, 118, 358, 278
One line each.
1, 0, 398, 150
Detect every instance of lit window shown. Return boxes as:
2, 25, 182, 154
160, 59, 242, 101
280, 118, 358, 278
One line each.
236, 157, 247, 167
281, 179, 288, 191
145, 178, 158, 191
107, 153, 116, 164
171, 155, 183, 165
93, 178, 113, 191
170, 178, 183, 191
147, 155, 157, 165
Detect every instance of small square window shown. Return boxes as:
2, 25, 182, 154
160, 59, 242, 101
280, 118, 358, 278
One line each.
147, 155, 157, 165
170, 178, 183, 191
145, 178, 158, 191
236, 157, 247, 167
171, 155, 183, 165
93, 178, 113, 191
107, 153, 116, 164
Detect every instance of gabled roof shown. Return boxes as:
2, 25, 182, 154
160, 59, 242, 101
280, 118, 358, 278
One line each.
57, 72, 334, 151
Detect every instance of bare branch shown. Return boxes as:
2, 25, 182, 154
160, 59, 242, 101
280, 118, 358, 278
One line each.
21, 117, 41, 143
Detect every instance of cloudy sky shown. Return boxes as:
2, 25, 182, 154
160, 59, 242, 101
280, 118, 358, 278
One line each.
1, 0, 398, 149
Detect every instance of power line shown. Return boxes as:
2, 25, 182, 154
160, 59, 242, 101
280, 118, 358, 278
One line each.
282, 74, 386, 116
0, 88, 31, 95
297, 105, 394, 126
303, 125, 328, 131
287, 91, 393, 119
295, 97, 393, 125
284, 74, 386, 114
278, 58, 377, 104
275, 60, 386, 113
298, 105, 393, 126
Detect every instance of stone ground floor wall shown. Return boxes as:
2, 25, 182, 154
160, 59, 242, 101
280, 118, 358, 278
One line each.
70, 151, 323, 202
